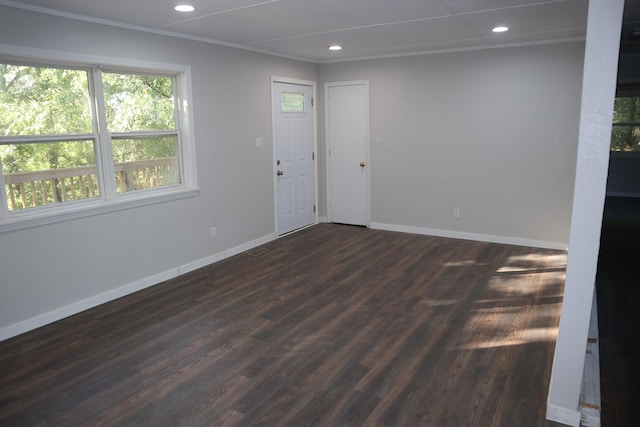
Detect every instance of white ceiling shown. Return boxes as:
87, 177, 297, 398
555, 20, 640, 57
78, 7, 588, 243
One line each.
1, 0, 589, 63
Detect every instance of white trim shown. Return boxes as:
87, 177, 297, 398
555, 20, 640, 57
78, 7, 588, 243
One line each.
271, 76, 319, 236
177, 67, 198, 189
0, 232, 278, 342
0, 43, 192, 75
580, 407, 600, 427
0, 188, 199, 234
547, 0, 623, 417
318, 37, 586, 64
272, 76, 316, 87
579, 289, 601, 427
605, 191, 640, 198
177, 233, 277, 275
325, 80, 371, 227
0, 268, 175, 342
0, 0, 313, 64
546, 403, 581, 426
369, 222, 568, 250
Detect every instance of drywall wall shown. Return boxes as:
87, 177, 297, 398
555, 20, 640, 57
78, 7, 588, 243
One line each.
319, 42, 584, 247
0, 5, 317, 336
0, 5, 587, 338
547, 0, 624, 424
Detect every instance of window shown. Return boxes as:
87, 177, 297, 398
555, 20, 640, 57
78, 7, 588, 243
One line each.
611, 96, 640, 152
281, 92, 305, 113
102, 71, 181, 193
0, 54, 196, 228
0, 64, 99, 210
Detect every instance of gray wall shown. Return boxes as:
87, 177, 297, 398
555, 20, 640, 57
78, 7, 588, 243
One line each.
0, 5, 586, 337
319, 42, 584, 246
0, 6, 317, 333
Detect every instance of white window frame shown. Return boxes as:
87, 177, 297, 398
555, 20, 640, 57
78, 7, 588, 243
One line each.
0, 44, 199, 233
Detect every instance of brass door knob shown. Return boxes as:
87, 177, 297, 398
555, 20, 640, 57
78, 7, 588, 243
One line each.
360, 162, 366, 168
277, 170, 284, 176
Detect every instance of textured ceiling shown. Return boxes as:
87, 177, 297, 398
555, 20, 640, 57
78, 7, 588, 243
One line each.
0, 0, 589, 62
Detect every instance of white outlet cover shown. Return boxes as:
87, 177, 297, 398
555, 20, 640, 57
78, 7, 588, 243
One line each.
255, 137, 263, 149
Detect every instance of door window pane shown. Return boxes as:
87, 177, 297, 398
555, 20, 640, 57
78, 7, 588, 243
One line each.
1, 140, 98, 210
281, 92, 305, 113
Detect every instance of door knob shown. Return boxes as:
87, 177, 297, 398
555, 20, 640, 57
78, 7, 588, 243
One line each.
277, 170, 284, 176
360, 162, 366, 168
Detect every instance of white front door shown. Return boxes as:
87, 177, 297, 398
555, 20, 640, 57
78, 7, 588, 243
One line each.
326, 82, 369, 226
272, 81, 316, 235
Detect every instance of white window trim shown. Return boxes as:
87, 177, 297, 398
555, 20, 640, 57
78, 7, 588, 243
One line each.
0, 44, 199, 234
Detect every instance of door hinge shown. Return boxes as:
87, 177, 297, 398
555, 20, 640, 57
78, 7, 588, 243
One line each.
313, 205, 316, 213
311, 97, 314, 107
312, 152, 315, 160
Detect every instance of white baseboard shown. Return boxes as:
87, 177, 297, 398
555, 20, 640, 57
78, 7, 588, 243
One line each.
178, 233, 277, 275
0, 268, 177, 342
580, 407, 600, 427
546, 403, 581, 426
369, 222, 568, 250
0, 232, 278, 342
579, 291, 601, 427
318, 216, 329, 223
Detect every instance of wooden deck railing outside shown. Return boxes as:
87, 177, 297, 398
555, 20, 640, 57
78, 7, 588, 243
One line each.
3, 157, 178, 211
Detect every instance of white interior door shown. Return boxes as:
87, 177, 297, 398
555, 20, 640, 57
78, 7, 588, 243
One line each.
327, 82, 369, 226
272, 81, 316, 235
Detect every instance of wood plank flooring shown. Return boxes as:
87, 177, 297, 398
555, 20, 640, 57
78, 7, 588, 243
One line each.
0, 224, 568, 426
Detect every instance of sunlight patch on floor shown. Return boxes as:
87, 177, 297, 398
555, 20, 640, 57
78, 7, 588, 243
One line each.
453, 326, 559, 350
443, 260, 486, 268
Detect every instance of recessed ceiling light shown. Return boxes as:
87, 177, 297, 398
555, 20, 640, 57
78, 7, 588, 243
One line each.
492, 26, 509, 33
175, 4, 195, 12
328, 45, 342, 51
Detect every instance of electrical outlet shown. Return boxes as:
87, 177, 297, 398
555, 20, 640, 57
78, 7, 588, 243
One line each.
453, 208, 460, 219
210, 226, 217, 239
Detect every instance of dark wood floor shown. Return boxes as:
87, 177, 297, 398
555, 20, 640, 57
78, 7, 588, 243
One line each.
597, 196, 640, 427
0, 224, 568, 426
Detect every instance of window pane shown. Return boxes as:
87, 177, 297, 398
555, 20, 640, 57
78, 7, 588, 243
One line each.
0, 64, 92, 136
281, 92, 304, 112
1, 140, 98, 210
103, 73, 176, 132
112, 136, 180, 193
611, 125, 640, 152
613, 97, 640, 124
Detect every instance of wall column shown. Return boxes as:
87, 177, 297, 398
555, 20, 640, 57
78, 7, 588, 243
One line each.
546, 0, 624, 425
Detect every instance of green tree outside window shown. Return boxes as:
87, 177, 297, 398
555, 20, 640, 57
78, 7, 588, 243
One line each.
612, 96, 640, 152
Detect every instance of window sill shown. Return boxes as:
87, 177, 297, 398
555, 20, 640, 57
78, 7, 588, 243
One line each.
0, 187, 200, 234
610, 150, 640, 158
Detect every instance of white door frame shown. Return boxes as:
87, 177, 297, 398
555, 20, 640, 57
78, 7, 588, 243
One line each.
325, 80, 371, 226
271, 76, 319, 235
